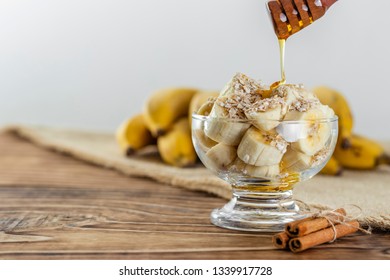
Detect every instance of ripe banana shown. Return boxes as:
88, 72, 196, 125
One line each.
334, 134, 390, 170
237, 127, 287, 166
229, 158, 280, 178
144, 88, 198, 136
116, 114, 155, 155
157, 118, 197, 167
205, 143, 237, 169
205, 104, 251, 145
284, 105, 334, 156
320, 156, 343, 176
312, 86, 353, 149
189, 90, 219, 119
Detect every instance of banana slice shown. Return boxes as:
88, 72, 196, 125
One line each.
228, 157, 247, 173
282, 148, 312, 172
272, 84, 318, 115
282, 147, 331, 173
246, 164, 280, 178
197, 97, 216, 116
193, 129, 217, 153
245, 96, 284, 131
204, 73, 265, 145
284, 105, 335, 156
219, 72, 264, 98
229, 158, 280, 178
276, 122, 308, 143
276, 98, 325, 142
205, 143, 237, 169
209, 73, 263, 119
237, 127, 287, 166
190, 91, 219, 116
205, 104, 250, 145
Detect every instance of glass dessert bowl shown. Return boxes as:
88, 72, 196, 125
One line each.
192, 115, 338, 232
191, 73, 338, 232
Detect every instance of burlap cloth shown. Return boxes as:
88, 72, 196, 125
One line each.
2, 125, 390, 231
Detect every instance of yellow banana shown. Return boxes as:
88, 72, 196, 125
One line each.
144, 88, 198, 136
320, 156, 343, 176
157, 118, 197, 167
334, 134, 390, 169
312, 86, 353, 149
188, 90, 219, 124
116, 114, 155, 155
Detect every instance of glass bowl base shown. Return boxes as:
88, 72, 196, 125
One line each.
210, 192, 307, 232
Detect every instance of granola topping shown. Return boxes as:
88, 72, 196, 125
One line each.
216, 73, 265, 118
311, 148, 330, 167
272, 84, 305, 98
207, 97, 217, 103
246, 95, 286, 113
290, 98, 320, 112
264, 133, 288, 153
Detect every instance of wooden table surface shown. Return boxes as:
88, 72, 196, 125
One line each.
0, 131, 389, 260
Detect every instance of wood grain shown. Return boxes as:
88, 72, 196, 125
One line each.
0, 131, 389, 260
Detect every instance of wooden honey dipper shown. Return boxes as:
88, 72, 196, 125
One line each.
267, 0, 338, 39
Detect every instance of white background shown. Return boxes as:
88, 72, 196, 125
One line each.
0, 0, 389, 139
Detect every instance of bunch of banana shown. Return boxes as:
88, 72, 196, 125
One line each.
143, 88, 198, 137
312, 86, 390, 175
116, 88, 218, 167
334, 134, 390, 169
157, 118, 197, 167
116, 113, 155, 155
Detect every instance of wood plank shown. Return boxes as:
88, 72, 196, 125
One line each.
0, 131, 389, 260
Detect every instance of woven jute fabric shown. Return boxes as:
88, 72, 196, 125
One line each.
3, 125, 390, 231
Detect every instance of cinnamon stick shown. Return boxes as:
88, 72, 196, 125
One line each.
289, 220, 360, 253
272, 232, 290, 249
286, 208, 346, 237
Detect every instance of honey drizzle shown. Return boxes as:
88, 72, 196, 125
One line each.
271, 39, 286, 89
270, 6, 315, 90
278, 38, 286, 85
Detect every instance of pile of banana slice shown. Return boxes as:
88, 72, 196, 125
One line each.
196, 73, 335, 179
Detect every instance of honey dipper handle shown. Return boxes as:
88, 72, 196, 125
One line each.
323, 0, 338, 10
267, 0, 339, 40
